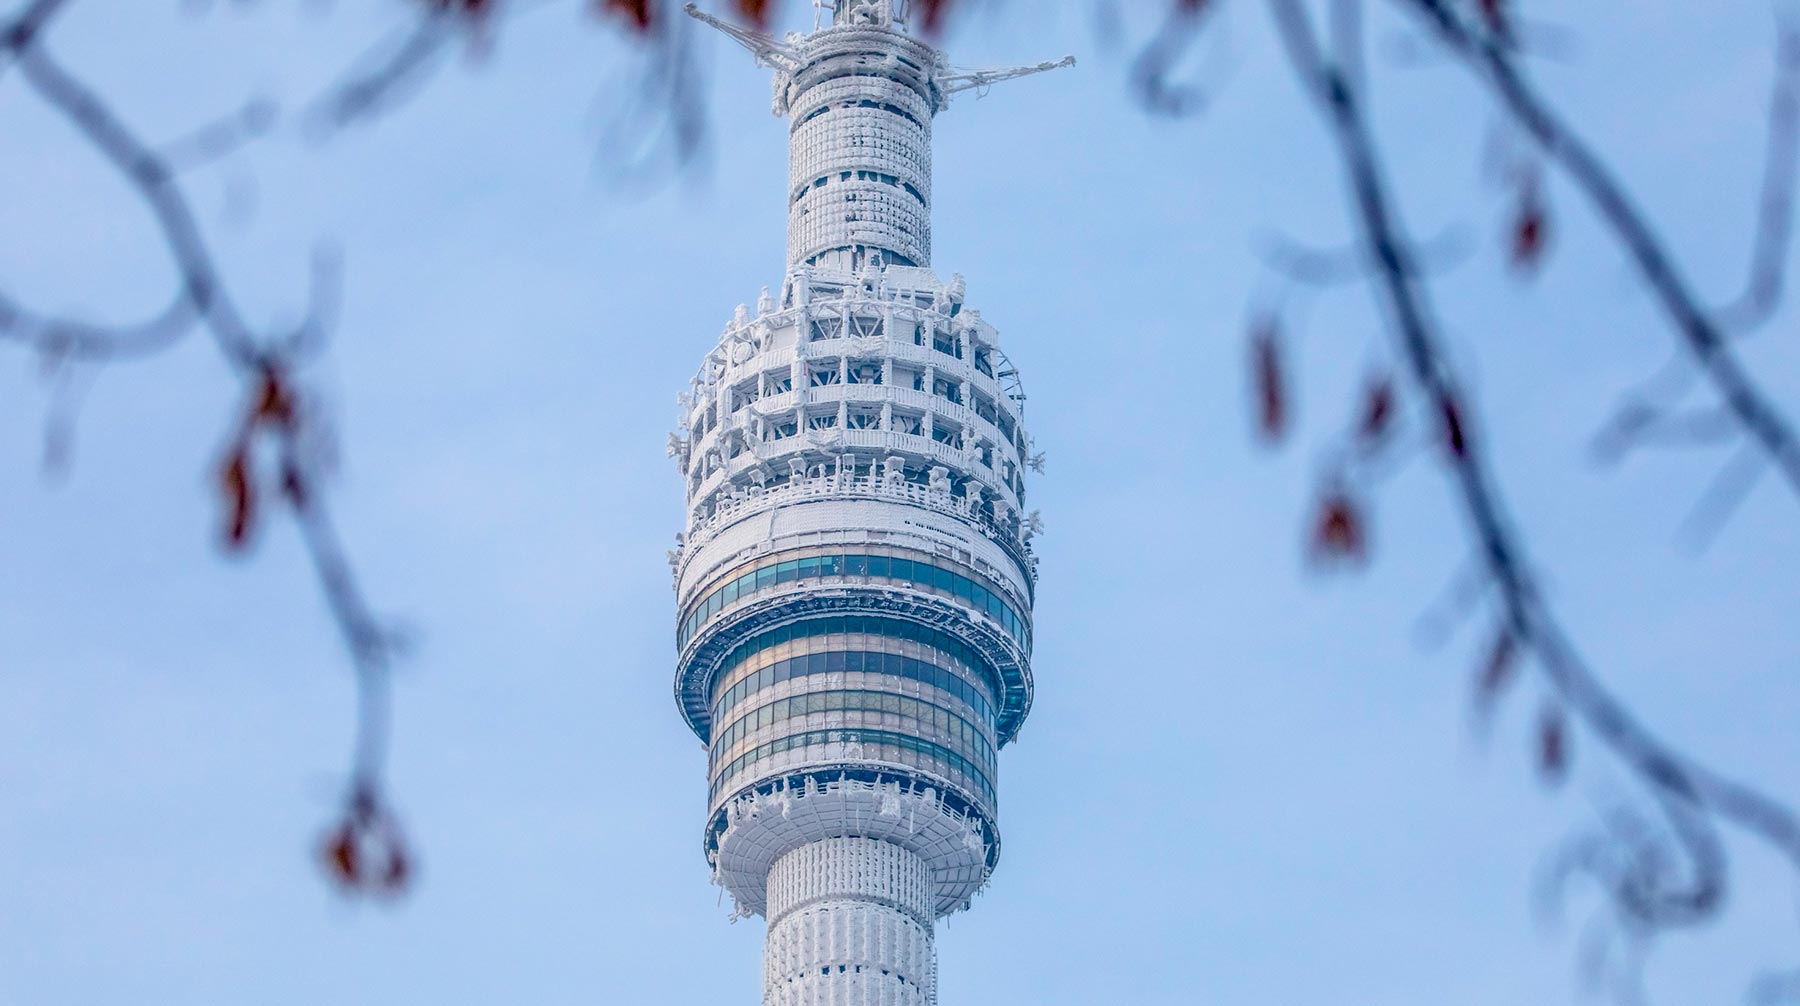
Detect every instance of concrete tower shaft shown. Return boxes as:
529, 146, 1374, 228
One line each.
673, 6, 1068, 1003
764, 838, 936, 1005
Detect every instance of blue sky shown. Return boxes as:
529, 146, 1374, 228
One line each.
3, 2, 1798, 1003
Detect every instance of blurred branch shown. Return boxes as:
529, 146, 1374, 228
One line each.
1130, 0, 1226, 115
1252, 220, 1473, 284
1397, 0, 1800, 502
1, 0, 406, 893
1720, 19, 1800, 334
306, 6, 458, 136
1270, 0, 1800, 948
592, 2, 708, 184
160, 96, 279, 172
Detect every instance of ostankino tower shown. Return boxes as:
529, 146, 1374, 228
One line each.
668, 2, 1068, 1001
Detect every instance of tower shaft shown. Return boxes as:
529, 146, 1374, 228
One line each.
764, 838, 936, 1005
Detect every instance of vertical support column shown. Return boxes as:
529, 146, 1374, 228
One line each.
762, 837, 937, 1006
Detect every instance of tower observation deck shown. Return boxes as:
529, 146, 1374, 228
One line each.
669, 3, 1068, 1001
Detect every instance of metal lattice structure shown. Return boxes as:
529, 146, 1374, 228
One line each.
670, 3, 1069, 1001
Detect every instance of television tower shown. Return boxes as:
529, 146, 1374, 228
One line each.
670, 3, 1068, 1001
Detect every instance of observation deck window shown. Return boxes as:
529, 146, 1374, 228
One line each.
973, 349, 994, 378
709, 689, 995, 776
713, 615, 1001, 710
679, 551, 1031, 650
732, 379, 758, 411
713, 647, 997, 729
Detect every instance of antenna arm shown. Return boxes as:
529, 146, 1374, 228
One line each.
683, 4, 802, 72
936, 55, 1076, 97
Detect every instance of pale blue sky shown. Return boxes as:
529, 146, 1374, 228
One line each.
3, 2, 1798, 1003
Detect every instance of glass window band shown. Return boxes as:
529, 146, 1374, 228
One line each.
679, 550, 1030, 650
709, 688, 995, 775
712, 615, 1000, 707
711, 647, 996, 734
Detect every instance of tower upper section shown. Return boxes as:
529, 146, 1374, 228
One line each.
686, 1, 1072, 272
783, 15, 936, 269
671, 4, 1069, 958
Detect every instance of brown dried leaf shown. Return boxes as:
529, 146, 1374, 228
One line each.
1479, 0, 1508, 35
1310, 490, 1367, 563
1509, 177, 1549, 270
1475, 627, 1518, 713
323, 822, 360, 886
1357, 376, 1396, 444
1250, 316, 1287, 444
219, 445, 256, 551
916, 0, 950, 34
251, 366, 296, 430
597, 0, 653, 32
734, 0, 771, 29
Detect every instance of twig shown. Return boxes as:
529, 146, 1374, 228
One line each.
1718, 20, 1800, 334
306, 8, 456, 137
1677, 444, 1768, 550
160, 97, 279, 172
1130, 0, 1226, 116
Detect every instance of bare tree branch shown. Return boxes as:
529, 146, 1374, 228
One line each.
1269, 0, 1800, 946
2, 0, 406, 893
1397, 0, 1800, 501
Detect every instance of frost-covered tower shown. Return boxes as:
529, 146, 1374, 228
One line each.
669, 2, 1067, 1002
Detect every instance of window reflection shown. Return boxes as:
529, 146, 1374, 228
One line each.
712, 648, 996, 728
708, 688, 994, 776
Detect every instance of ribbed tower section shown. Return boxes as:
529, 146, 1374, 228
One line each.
671, 3, 1066, 1002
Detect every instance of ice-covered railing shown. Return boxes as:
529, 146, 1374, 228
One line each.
676, 459, 1037, 582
